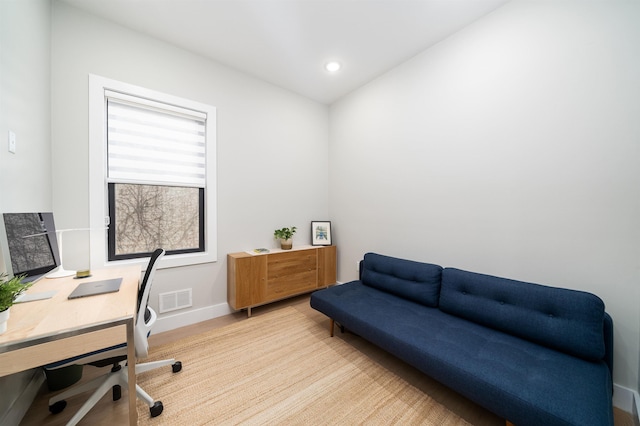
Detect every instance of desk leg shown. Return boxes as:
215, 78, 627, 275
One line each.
127, 320, 138, 425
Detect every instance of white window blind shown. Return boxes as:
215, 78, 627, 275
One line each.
106, 91, 207, 187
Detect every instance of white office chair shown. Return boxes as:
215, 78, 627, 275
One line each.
46, 248, 182, 425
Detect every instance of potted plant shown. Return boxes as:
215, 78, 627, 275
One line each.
0, 273, 32, 335
274, 226, 297, 250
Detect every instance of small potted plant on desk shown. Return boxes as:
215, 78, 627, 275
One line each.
0, 273, 33, 335
274, 226, 297, 250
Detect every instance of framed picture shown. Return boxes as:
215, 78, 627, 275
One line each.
311, 221, 332, 246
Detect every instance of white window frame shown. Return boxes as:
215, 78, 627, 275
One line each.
89, 74, 217, 269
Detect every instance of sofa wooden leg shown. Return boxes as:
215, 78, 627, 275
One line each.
506, 421, 515, 426
330, 318, 335, 337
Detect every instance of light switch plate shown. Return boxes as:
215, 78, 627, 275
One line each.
8, 131, 16, 154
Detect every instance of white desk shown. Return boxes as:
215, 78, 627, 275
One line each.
0, 266, 140, 425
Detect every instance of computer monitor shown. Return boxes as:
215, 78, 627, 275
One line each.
1, 212, 61, 283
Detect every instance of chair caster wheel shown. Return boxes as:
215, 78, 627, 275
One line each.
172, 361, 182, 373
150, 401, 163, 417
113, 384, 122, 401
49, 400, 67, 414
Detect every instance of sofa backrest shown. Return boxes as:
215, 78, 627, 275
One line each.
439, 268, 606, 361
361, 253, 443, 307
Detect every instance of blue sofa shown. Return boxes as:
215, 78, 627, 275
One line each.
310, 252, 614, 426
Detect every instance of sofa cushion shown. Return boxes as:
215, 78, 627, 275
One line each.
439, 268, 606, 361
360, 252, 442, 307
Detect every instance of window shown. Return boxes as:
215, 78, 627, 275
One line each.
105, 92, 206, 260
90, 75, 216, 268
107, 183, 204, 260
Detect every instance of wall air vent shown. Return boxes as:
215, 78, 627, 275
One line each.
159, 288, 192, 313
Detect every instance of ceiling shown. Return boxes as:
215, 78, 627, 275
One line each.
59, 0, 510, 104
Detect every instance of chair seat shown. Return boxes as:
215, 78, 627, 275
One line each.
45, 343, 127, 370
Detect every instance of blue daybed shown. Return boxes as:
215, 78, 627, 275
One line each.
310, 252, 614, 426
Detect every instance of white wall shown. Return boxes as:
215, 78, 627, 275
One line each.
51, 1, 329, 325
0, 0, 52, 421
0, 0, 52, 214
329, 0, 640, 392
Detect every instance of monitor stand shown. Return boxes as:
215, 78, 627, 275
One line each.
45, 229, 75, 279
47, 265, 75, 279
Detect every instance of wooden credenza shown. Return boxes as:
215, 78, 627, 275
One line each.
227, 245, 337, 316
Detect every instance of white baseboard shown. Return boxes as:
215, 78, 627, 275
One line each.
153, 302, 233, 334
613, 383, 640, 423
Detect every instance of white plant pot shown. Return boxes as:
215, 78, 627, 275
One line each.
280, 239, 293, 250
0, 307, 10, 335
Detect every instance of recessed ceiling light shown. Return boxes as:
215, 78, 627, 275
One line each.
325, 61, 341, 73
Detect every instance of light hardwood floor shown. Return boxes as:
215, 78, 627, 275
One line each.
20, 295, 635, 426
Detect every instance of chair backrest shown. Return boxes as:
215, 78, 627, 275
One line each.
134, 248, 165, 358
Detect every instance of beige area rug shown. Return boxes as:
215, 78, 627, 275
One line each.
136, 307, 471, 425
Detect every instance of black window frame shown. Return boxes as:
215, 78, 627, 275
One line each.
107, 182, 205, 261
